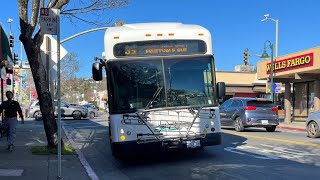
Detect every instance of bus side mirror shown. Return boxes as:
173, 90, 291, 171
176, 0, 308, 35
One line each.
92, 62, 103, 81
217, 82, 226, 99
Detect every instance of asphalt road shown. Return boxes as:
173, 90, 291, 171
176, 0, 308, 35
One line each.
62, 114, 320, 180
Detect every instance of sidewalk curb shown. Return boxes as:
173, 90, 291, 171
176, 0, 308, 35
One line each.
62, 124, 100, 180
277, 126, 306, 132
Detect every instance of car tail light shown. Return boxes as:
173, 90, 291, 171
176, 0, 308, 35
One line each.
247, 118, 251, 122
272, 107, 278, 112
244, 106, 256, 111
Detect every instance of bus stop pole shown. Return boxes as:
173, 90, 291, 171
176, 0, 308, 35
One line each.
57, 10, 62, 179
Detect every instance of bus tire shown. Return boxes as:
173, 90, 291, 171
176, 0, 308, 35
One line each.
109, 126, 121, 158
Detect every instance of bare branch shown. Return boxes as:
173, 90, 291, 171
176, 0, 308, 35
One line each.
52, 0, 70, 9
30, 0, 41, 33
65, 13, 111, 26
61, 1, 99, 14
60, 0, 128, 16
49, 0, 59, 7
18, 0, 29, 36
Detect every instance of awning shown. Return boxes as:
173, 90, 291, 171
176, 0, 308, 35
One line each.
226, 86, 254, 93
252, 85, 266, 93
0, 25, 13, 63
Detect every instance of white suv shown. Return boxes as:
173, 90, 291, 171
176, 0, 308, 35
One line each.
28, 100, 88, 120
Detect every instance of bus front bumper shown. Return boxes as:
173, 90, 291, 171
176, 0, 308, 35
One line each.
112, 132, 221, 154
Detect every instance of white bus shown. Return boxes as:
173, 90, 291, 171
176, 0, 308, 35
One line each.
92, 23, 225, 158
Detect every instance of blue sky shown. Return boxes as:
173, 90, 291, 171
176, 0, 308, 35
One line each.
1, 0, 320, 78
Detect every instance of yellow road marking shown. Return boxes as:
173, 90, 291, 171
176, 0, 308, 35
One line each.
224, 131, 320, 147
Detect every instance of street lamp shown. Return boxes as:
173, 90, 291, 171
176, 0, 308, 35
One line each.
261, 40, 274, 104
261, 14, 279, 57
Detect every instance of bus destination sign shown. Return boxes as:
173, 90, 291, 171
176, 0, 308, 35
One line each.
114, 40, 206, 57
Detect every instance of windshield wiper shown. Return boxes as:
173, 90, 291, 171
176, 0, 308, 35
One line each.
145, 87, 163, 110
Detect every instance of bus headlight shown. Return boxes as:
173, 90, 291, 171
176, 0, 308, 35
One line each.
211, 121, 214, 126
120, 129, 125, 134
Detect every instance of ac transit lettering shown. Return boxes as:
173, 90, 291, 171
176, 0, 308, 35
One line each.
266, 53, 313, 74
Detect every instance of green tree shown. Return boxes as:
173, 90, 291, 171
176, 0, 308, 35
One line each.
18, 0, 128, 149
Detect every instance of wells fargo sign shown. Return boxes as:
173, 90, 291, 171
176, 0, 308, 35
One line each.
266, 53, 314, 74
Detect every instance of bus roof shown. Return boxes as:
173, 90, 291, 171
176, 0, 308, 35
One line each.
103, 22, 213, 59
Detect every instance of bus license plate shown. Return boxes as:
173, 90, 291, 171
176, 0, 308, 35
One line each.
261, 120, 268, 125
186, 140, 201, 148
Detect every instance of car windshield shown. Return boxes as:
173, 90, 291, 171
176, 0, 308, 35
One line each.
107, 55, 218, 113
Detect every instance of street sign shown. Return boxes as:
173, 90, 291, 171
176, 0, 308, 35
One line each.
274, 83, 282, 93
40, 35, 67, 80
40, 8, 59, 35
266, 82, 282, 93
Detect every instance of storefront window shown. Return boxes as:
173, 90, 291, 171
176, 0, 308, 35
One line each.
308, 82, 314, 114
293, 83, 308, 121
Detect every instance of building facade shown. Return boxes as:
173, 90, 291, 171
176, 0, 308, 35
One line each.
216, 71, 266, 101
257, 46, 320, 122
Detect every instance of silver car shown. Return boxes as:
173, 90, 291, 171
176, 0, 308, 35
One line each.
306, 110, 320, 138
81, 104, 99, 119
219, 97, 279, 132
28, 100, 88, 120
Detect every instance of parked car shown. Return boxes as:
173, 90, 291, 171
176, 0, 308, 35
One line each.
219, 97, 279, 132
306, 110, 320, 138
81, 104, 99, 119
28, 100, 88, 120
83, 103, 99, 111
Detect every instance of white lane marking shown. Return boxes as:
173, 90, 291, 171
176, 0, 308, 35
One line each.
225, 144, 320, 167
259, 144, 317, 160
0, 169, 23, 176
62, 124, 100, 180
74, 125, 105, 129
224, 147, 279, 160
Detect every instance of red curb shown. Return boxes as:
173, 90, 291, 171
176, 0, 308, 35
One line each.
277, 126, 306, 132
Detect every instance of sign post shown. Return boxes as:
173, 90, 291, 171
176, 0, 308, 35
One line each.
40, 8, 62, 179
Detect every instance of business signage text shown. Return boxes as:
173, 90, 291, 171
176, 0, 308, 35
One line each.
266, 53, 314, 74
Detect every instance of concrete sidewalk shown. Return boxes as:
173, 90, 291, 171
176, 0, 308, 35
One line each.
277, 119, 306, 132
0, 120, 90, 180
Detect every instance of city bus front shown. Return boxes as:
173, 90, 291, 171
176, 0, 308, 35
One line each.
105, 54, 224, 156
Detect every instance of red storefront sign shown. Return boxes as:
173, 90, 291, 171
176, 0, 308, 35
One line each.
266, 53, 314, 74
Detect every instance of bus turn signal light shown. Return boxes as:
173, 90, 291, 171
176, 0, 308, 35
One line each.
120, 135, 126, 141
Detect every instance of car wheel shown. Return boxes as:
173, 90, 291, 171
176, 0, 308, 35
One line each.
72, 111, 82, 120
34, 111, 42, 121
307, 121, 320, 138
234, 117, 244, 132
266, 126, 276, 132
89, 112, 95, 119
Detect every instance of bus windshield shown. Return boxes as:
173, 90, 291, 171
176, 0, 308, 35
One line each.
107, 55, 217, 113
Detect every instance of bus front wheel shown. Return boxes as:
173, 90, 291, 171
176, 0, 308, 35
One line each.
109, 126, 121, 158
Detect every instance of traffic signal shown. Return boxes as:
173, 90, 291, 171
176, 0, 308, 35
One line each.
14, 53, 18, 65
243, 48, 249, 65
9, 35, 14, 47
